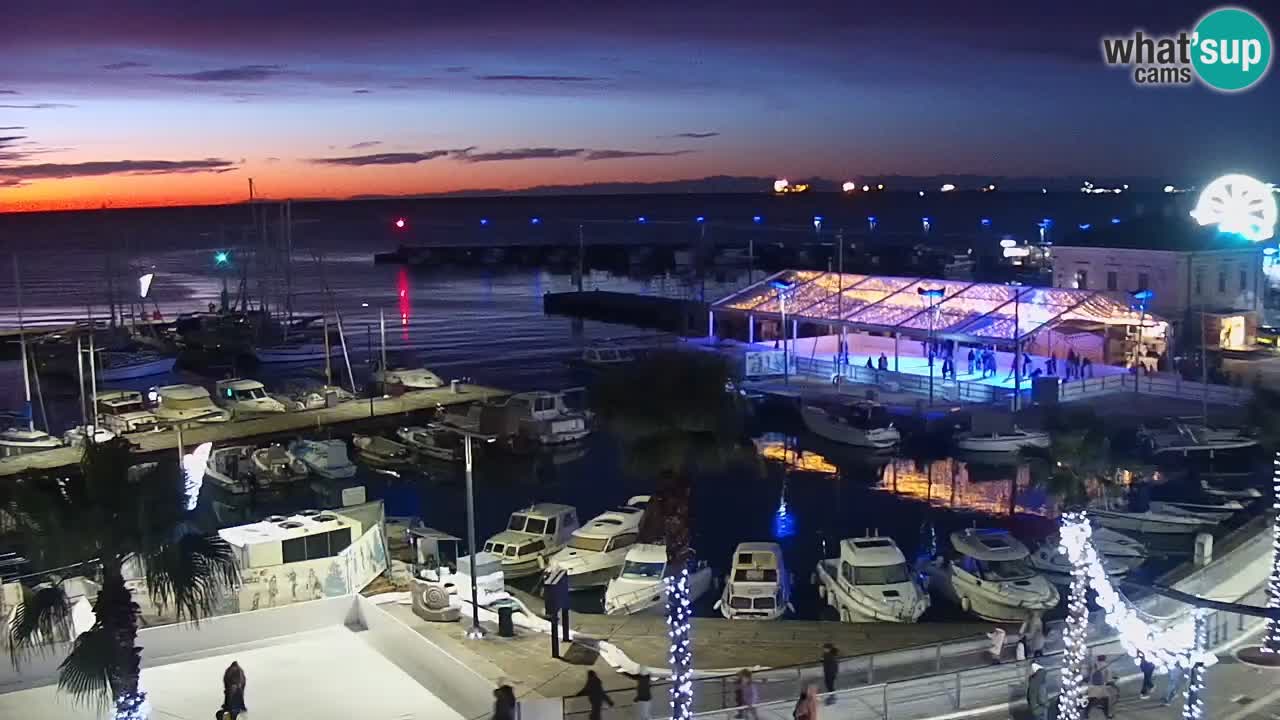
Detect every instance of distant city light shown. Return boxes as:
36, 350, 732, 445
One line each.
752, 215, 763, 224
480, 218, 489, 225
861, 184, 870, 192
1190, 174, 1278, 242
1079, 223, 1092, 230
981, 218, 992, 227
877, 184, 885, 190
842, 181, 856, 193
918, 190, 925, 197
940, 183, 956, 192
637, 216, 646, 223
1164, 185, 1176, 193
984, 183, 997, 192
214, 251, 230, 266
695, 215, 705, 223
1111, 217, 1122, 224
922, 217, 931, 232
1003, 246, 1031, 258
394, 218, 406, 229
1041, 188, 1047, 194
530, 217, 541, 225
774, 179, 789, 193
999, 238, 1018, 248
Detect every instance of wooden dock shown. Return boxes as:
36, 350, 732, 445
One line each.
0, 383, 509, 478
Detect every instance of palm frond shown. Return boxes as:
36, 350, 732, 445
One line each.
141, 532, 239, 623
8, 584, 74, 665
55, 625, 113, 707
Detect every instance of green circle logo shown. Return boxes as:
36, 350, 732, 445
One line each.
1192, 7, 1272, 92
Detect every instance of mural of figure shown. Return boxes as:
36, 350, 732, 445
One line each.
251, 592, 260, 611
308, 568, 323, 599
267, 574, 279, 607
287, 569, 298, 599
323, 561, 348, 596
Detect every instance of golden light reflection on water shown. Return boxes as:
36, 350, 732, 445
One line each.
755, 439, 839, 475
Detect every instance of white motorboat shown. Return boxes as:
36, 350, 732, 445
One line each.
352, 434, 414, 468
1086, 504, 1215, 535
1029, 532, 1138, 583
816, 536, 928, 623
545, 496, 649, 589
0, 428, 63, 458
204, 445, 254, 493
94, 390, 159, 434
1137, 422, 1258, 457
372, 363, 444, 391
800, 399, 900, 449
955, 428, 1050, 453
604, 544, 715, 615
214, 379, 287, 418
62, 425, 115, 448
253, 341, 340, 364
249, 444, 310, 485
396, 425, 463, 462
1199, 480, 1262, 501
716, 542, 792, 620
288, 439, 357, 480
271, 385, 355, 412
493, 389, 592, 445
922, 529, 1059, 623
483, 503, 580, 579
98, 351, 176, 381
149, 384, 232, 426
1149, 499, 1245, 522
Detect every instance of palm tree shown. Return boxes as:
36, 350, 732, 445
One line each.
1245, 386, 1280, 655
1, 438, 238, 719
592, 350, 752, 719
1019, 426, 1114, 508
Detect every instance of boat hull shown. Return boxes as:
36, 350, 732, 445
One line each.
1087, 510, 1211, 535
815, 561, 927, 623
801, 407, 899, 449
955, 434, 1050, 453
100, 356, 176, 381
253, 345, 339, 363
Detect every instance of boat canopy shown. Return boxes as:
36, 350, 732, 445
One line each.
713, 270, 1165, 343
950, 529, 1031, 561
840, 537, 908, 567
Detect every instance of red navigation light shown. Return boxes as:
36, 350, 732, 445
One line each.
394, 218, 406, 229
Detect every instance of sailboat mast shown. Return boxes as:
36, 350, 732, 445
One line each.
379, 308, 387, 372
77, 335, 87, 426
323, 313, 333, 386
13, 255, 33, 432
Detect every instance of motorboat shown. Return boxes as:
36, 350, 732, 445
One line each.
253, 341, 340, 364
0, 428, 64, 458
955, 428, 1050, 453
1029, 532, 1139, 583
573, 344, 637, 370
815, 536, 929, 623
396, 425, 463, 462
271, 385, 355, 412
921, 529, 1059, 622
603, 544, 715, 615
1137, 422, 1258, 457
249, 444, 310, 485
716, 542, 792, 620
214, 379, 287, 418
1149, 499, 1245, 522
1086, 504, 1215, 535
62, 425, 115, 448
491, 389, 592, 445
1199, 480, 1262, 501
372, 363, 444, 391
97, 351, 176, 381
800, 399, 900, 449
94, 390, 159, 434
483, 503, 580, 579
149, 385, 232, 426
204, 445, 255, 493
351, 434, 414, 468
288, 439, 357, 480
544, 496, 650, 589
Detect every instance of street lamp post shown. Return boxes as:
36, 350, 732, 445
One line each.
917, 287, 945, 404
772, 281, 795, 382
1130, 289, 1154, 397
456, 429, 497, 639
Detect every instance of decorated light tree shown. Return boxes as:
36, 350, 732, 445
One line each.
1057, 511, 1091, 720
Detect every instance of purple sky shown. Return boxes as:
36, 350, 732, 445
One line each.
0, 0, 1276, 209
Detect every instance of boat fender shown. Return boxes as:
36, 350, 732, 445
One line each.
786, 602, 795, 615
960, 596, 972, 614
810, 571, 818, 585
817, 585, 826, 600
712, 599, 721, 611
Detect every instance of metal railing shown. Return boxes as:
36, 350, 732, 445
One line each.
795, 356, 1018, 405
1056, 372, 1250, 404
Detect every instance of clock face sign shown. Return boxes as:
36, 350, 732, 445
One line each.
1190, 174, 1278, 242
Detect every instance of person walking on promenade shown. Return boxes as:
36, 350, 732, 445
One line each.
492, 684, 517, 720
577, 670, 614, 720
967, 348, 976, 375
821, 643, 840, 703
633, 669, 652, 720
1027, 662, 1049, 720
1087, 654, 1118, 718
986, 627, 1006, 664
1162, 662, 1186, 706
221, 661, 247, 719
793, 683, 820, 720
734, 669, 759, 719
1137, 652, 1156, 699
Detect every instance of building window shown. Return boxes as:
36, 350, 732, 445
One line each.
1195, 270, 1203, 296
1218, 270, 1227, 293
1106, 271, 1118, 291
1137, 272, 1149, 292
1241, 269, 1248, 292
1074, 270, 1088, 290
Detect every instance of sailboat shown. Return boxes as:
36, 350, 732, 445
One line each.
2, 256, 62, 458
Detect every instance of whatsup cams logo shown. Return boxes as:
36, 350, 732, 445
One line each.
1101, 6, 1272, 92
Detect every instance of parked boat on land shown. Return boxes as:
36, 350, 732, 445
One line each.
288, 439, 357, 480
603, 544, 715, 616
922, 528, 1059, 622
717, 542, 792, 620
483, 503, 580, 579
544, 496, 649, 589
800, 399, 899, 449
815, 536, 928, 623
955, 428, 1050, 453
352, 434, 414, 468
396, 425, 463, 462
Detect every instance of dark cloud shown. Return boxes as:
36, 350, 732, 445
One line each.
264, 157, 281, 163
0, 178, 26, 187
0, 126, 23, 130
352, 88, 371, 94
0, 136, 25, 146
349, 140, 382, 149
457, 147, 585, 162
0, 90, 18, 95
444, 66, 469, 73
671, 132, 719, 139
583, 149, 693, 161
101, 61, 150, 70
0, 103, 75, 109
155, 64, 286, 82
0, 157, 237, 180
476, 75, 598, 83
308, 150, 452, 166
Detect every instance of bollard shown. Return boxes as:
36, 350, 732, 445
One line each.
497, 606, 515, 637
935, 643, 943, 673
451, 379, 461, 394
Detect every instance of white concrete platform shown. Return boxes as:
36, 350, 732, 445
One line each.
1, 626, 465, 720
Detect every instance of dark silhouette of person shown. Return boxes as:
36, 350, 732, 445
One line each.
576, 670, 614, 720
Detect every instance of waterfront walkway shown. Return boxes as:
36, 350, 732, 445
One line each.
0, 383, 508, 477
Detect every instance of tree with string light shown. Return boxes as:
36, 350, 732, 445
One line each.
2, 438, 238, 720
1241, 387, 1280, 662
592, 351, 754, 719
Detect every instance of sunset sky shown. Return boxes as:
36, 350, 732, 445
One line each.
1, 1, 1276, 212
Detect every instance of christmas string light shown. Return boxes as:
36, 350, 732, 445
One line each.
1182, 611, 1209, 720
115, 688, 150, 720
1264, 454, 1280, 653
665, 567, 694, 719
1057, 515, 1090, 720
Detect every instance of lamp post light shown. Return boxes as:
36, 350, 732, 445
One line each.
917, 287, 945, 404
1130, 289, 1154, 396
772, 280, 795, 382
455, 428, 498, 639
